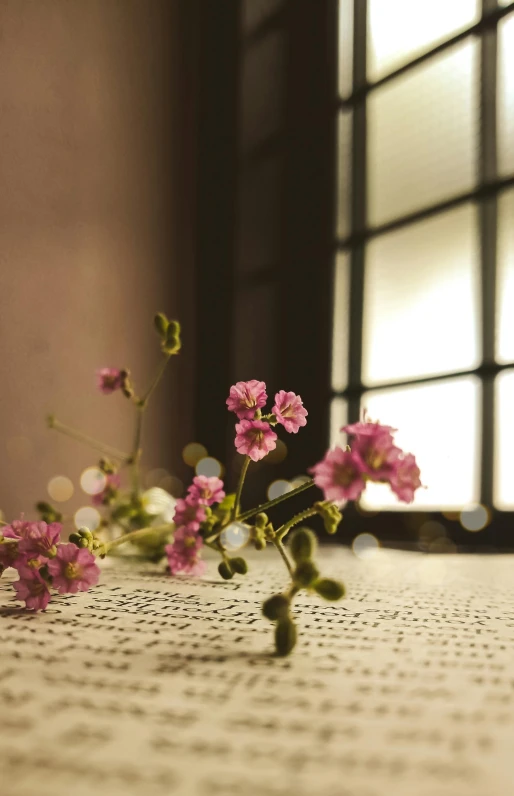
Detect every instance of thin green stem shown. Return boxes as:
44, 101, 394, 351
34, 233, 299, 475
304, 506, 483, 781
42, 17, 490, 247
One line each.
47, 417, 129, 461
233, 456, 251, 519
276, 506, 319, 542
272, 537, 294, 578
143, 354, 171, 405
131, 406, 144, 497
237, 478, 315, 524
102, 523, 172, 555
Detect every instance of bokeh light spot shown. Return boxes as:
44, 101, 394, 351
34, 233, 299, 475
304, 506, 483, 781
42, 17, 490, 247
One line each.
47, 476, 74, 503
145, 468, 169, 488
183, 443, 208, 467
267, 480, 294, 501
80, 467, 107, 496
460, 504, 489, 532
160, 475, 184, 498
74, 506, 101, 531
265, 439, 288, 465
352, 533, 380, 560
289, 474, 311, 490
220, 522, 251, 551
196, 457, 222, 478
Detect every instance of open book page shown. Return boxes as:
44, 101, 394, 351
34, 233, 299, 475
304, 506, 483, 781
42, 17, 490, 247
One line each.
1, 548, 514, 796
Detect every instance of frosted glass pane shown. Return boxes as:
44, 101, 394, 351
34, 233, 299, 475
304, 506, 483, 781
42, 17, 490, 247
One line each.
495, 369, 514, 508
361, 377, 481, 510
498, 15, 514, 176
496, 191, 514, 364
338, 0, 353, 97
367, 0, 479, 81
332, 254, 350, 391
336, 112, 352, 239
330, 398, 348, 449
368, 41, 478, 226
363, 206, 480, 386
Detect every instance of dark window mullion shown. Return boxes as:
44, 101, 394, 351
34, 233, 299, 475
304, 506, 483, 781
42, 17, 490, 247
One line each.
347, 0, 367, 425
480, 0, 499, 508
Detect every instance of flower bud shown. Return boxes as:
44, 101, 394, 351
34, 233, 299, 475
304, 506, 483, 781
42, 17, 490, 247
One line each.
218, 561, 233, 580
254, 513, 269, 530
275, 617, 297, 656
293, 560, 319, 588
154, 312, 169, 339
99, 458, 116, 475
229, 557, 248, 575
313, 578, 345, 601
162, 320, 181, 355
289, 527, 316, 563
262, 594, 289, 621
315, 501, 342, 535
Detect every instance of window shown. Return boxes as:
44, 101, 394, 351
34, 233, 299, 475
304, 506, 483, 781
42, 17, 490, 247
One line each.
332, 1, 514, 511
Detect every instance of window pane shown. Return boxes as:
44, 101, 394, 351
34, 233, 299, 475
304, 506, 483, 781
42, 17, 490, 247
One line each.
498, 14, 514, 176
240, 32, 285, 155
495, 369, 514, 509
363, 205, 480, 386
368, 41, 478, 226
367, 0, 479, 81
496, 190, 514, 364
338, 0, 353, 97
331, 253, 350, 391
336, 112, 352, 239
330, 398, 348, 449
361, 377, 481, 510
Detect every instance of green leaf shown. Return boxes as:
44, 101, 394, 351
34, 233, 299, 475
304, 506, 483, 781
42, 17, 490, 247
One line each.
229, 557, 248, 575
275, 618, 297, 656
293, 560, 319, 588
218, 561, 233, 580
289, 527, 317, 563
262, 594, 289, 621
313, 578, 345, 601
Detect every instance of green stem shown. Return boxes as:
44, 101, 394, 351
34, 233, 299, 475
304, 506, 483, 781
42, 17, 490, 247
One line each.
131, 406, 144, 498
233, 456, 251, 519
237, 478, 315, 524
272, 537, 294, 578
276, 506, 319, 542
47, 417, 129, 461
102, 523, 172, 555
143, 354, 171, 405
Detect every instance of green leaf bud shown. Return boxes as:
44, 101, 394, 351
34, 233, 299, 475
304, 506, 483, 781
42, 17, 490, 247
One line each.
314, 501, 343, 535
289, 527, 317, 563
262, 594, 290, 621
313, 578, 345, 601
154, 312, 169, 339
254, 512, 269, 530
293, 560, 320, 588
218, 561, 233, 580
162, 320, 181, 355
275, 617, 297, 657
229, 557, 248, 575
68, 532, 81, 546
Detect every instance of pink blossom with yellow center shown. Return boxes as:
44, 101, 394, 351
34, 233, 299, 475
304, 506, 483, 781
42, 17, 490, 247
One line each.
226, 380, 267, 420
272, 390, 308, 434
234, 419, 277, 462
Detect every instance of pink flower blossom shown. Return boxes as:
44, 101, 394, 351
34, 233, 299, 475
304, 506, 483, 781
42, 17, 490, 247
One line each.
309, 447, 366, 504
234, 419, 277, 462
2, 519, 34, 541
272, 390, 308, 434
47, 543, 100, 594
0, 539, 20, 572
165, 528, 206, 577
342, 419, 400, 481
17, 522, 62, 559
226, 380, 267, 420
96, 368, 124, 395
390, 453, 422, 503
13, 564, 51, 611
187, 476, 225, 506
92, 473, 121, 506
173, 496, 207, 532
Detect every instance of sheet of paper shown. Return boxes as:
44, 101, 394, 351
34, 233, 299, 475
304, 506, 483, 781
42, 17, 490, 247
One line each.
1, 548, 514, 796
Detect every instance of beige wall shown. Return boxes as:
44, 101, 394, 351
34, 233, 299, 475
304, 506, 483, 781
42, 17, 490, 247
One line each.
0, 0, 195, 519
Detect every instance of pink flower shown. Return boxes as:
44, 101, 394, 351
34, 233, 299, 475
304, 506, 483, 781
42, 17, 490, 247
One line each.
309, 447, 366, 504
0, 539, 20, 572
92, 474, 121, 506
2, 519, 34, 540
17, 522, 62, 559
234, 419, 277, 462
342, 420, 400, 481
272, 390, 308, 434
173, 496, 207, 532
166, 527, 206, 577
226, 380, 267, 420
47, 543, 100, 594
14, 564, 51, 611
187, 476, 225, 506
96, 368, 124, 395
390, 453, 422, 503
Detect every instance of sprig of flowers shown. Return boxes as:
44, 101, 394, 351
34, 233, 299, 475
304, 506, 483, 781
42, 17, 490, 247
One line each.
0, 317, 422, 657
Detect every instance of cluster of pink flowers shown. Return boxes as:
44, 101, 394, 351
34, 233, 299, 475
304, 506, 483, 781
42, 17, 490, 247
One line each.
165, 475, 226, 576
309, 417, 421, 505
96, 367, 125, 395
0, 520, 100, 610
227, 380, 308, 462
